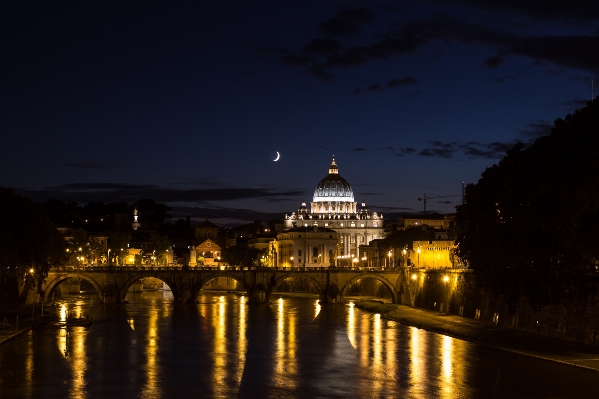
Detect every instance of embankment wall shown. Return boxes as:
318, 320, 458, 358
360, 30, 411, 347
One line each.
410, 269, 599, 345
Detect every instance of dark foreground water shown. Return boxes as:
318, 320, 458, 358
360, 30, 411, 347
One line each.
1, 291, 598, 398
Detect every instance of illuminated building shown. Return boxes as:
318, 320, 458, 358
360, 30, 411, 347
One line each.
284, 158, 386, 259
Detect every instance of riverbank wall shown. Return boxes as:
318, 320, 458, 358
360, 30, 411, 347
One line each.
407, 269, 599, 345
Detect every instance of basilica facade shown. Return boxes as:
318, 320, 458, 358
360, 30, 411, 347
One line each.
284, 158, 386, 260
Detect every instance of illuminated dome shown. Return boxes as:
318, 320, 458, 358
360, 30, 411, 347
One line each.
313, 158, 354, 203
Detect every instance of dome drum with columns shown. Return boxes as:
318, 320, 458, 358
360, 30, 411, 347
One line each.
284, 157, 386, 258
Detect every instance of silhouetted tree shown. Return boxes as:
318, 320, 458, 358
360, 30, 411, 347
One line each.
0, 187, 66, 295
455, 98, 599, 306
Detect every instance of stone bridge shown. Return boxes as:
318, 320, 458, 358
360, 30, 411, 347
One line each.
39, 266, 418, 305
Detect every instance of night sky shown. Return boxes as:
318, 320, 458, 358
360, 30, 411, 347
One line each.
2, 1, 598, 225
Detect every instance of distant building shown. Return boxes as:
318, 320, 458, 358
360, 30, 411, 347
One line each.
284, 157, 386, 258
411, 240, 458, 268
273, 226, 338, 268
195, 219, 219, 241
397, 214, 455, 239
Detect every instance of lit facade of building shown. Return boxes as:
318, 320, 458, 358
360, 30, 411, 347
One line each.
270, 227, 338, 268
284, 158, 386, 258
411, 240, 458, 268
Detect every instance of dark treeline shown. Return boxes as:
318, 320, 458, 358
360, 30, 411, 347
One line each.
44, 198, 172, 231
456, 98, 599, 307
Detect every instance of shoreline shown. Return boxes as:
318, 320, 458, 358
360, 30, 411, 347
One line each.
353, 300, 599, 372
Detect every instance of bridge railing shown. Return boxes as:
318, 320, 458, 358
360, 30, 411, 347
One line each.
49, 265, 468, 273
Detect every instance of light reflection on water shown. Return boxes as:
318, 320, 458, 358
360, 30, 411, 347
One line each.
2, 292, 599, 398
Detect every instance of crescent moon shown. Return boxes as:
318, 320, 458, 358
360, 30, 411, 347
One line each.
274, 151, 280, 161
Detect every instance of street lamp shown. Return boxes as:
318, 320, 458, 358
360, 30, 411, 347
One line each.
387, 251, 392, 269
403, 248, 407, 267
352, 257, 358, 269
417, 246, 421, 268
290, 256, 294, 267
29, 268, 35, 319
108, 249, 111, 266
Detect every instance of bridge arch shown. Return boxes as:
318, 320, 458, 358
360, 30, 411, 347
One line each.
340, 273, 400, 304
43, 273, 104, 303
118, 274, 177, 303
194, 274, 249, 299
272, 273, 325, 296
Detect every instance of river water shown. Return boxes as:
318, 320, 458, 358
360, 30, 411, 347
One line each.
1, 291, 598, 398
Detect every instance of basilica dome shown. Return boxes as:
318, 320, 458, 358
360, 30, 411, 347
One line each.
313, 158, 355, 203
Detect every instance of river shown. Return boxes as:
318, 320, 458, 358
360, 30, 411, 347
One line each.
0, 291, 598, 398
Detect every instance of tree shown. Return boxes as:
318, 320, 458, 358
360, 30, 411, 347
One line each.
0, 187, 66, 295
222, 245, 264, 267
455, 98, 599, 306
108, 232, 131, 265
65, 228, 102, 265
148, 233, 171, 265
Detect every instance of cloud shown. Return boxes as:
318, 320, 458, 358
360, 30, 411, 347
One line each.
59, 161, 123, 169
280, 52, 316, 66
440, 0, 599, 23
168, 205, 283, 227
484, 55, 504, 68
301, 38, 341, 55
352, 147, 367, 151
417, 119, 555, 160
319, 8, 373, 36
387, 76, 418, 88
268, 7, 599, 83
353, 76, 418, 94
17, 183, 306, 206
378, 146, 416, 157
419, 141, 458, 158
366, 83, 383, 91
517, 120, 554, 139
317, 145, 328, 150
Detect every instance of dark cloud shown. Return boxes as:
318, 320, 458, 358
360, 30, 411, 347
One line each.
301, 38, 341, 55
484, 55, 504, 68
59, 161, 123, 169
409, 90, 422, 98
517, 120, 553, 139
352, 147, 367, 151
280, 52, 316, 66
168, 205, 283, 227
353, 76, 418, 94
387, 76, 418, 88
440, 200, 452, 204
367, 83, 383, 91
320, 17, 362, 36
418, 119, 556, 160
275, 8, 599, 83
459, 141, 514, 158
17, 183, 306, 206
317, 145, 328, 150
440, 0, 599, 23
308, 64, 334, 82
338, 8, 374, 24
402, 13, 599, 75
319, 8, 373, 36
378, 146, 416, 157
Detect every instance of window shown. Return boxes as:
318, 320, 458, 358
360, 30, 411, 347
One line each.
313, 247, 318, 257
299, 235, 302, 238
330, 235, 333, 238
360, 223, 364, 227
298, 250, 302, 256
